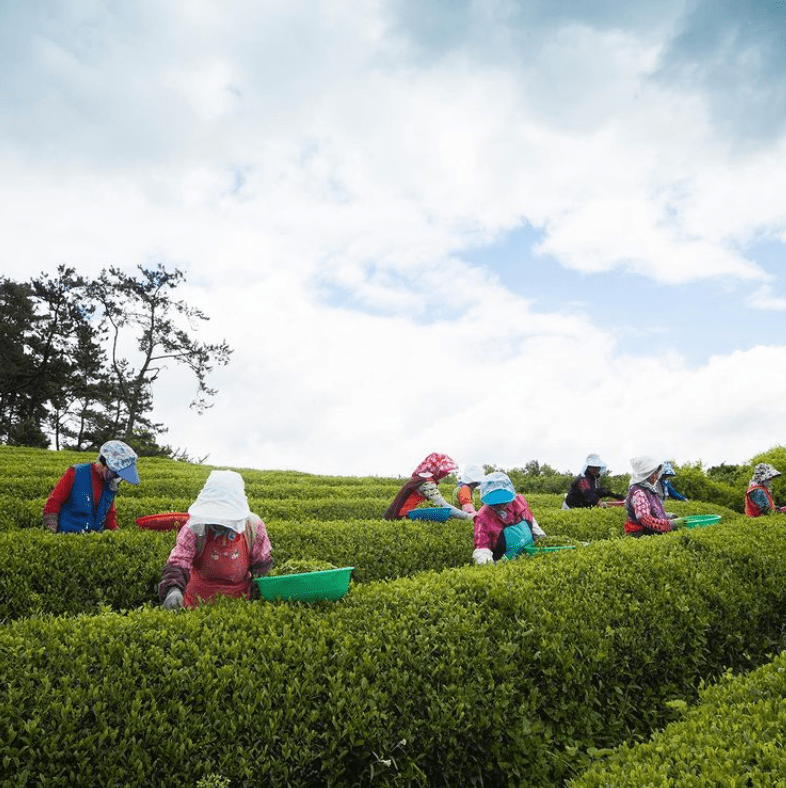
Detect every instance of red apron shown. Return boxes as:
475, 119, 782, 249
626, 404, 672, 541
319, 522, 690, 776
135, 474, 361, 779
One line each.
184, 529, 251, 608
745, 484, 774, 517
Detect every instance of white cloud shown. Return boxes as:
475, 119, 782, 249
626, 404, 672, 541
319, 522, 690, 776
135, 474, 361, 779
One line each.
2, 0, 786, 477
747, 285, 786, 311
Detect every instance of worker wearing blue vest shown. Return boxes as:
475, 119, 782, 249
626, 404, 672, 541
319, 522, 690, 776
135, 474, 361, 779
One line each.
43, 440, 140, 533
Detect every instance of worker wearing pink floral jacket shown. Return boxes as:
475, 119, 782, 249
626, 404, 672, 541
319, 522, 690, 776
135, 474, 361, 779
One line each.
623, 456, 676, 537
472, 472, 545, 564
159, 470, 273, 609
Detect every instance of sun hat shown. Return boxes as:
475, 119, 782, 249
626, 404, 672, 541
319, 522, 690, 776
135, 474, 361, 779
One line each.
480, 472, 516, 506
188, 470, 251, 533
750, 463, 782, 487
99, 440, 140, 485
582, 453, 607, 475
458, 464, 486, 485
661, 461, 676, 477
629, 456, 663, 486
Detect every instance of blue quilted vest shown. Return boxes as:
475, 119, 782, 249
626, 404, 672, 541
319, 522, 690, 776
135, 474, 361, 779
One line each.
58, 463, 116, 533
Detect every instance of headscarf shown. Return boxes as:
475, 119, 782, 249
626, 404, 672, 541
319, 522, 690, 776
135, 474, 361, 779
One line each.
749, 463, 782, 488
187, 470, 252, 535
412, 453, 459, 481
458, 464, 486, 486
629, 456, 663, 490
581, 454, 607, 475
661, 461, 676, 477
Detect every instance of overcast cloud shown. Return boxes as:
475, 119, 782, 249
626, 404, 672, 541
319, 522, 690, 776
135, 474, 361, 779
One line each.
1, 0, 785, 478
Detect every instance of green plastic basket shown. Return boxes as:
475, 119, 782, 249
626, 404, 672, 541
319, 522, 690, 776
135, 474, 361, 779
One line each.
680, 514, 722, 529
254, 567, 354, 602
521, 544, 577, 555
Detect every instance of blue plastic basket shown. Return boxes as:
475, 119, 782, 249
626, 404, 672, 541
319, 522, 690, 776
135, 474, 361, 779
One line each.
253, 567, 354, 602
407, 507, 453, 522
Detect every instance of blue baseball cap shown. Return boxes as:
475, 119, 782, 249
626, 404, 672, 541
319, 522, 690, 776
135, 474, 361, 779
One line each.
480, 472, 516, 505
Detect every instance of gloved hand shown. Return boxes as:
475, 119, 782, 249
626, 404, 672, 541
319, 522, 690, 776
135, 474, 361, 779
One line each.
43, 513, 59, 532
462, 503, 477, 514
473, 548, 494, 565
163, 588, 184, 610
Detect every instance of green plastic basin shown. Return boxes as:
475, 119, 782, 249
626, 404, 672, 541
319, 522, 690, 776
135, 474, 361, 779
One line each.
254, 567, 354, 602
681, 514, 722, 528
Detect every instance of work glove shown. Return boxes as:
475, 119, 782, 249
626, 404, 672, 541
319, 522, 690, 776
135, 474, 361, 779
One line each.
462, 503, 477, 514
43, 513, 59, 532
473, 548, 494, 565
163, 588, 184, 610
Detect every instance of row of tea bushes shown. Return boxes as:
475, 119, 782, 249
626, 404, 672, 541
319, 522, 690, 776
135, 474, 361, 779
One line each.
2, 521, 786, 787
0, 516, 475, 619
569, 649, 786, 787
0, 502, 647, 620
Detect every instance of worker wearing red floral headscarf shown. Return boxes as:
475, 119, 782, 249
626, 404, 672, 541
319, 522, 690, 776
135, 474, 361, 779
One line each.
384, 452, 474, 521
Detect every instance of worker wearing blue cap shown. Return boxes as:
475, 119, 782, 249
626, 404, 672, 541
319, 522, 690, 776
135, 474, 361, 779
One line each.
43, 440, 140, 533
472, 472, 546, 564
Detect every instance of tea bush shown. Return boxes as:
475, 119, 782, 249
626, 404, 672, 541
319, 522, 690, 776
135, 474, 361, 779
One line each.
569, 649, 786, 787
2, 518, 786, 787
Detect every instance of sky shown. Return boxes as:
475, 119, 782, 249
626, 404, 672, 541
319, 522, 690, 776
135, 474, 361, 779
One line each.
1, 0, 785, 479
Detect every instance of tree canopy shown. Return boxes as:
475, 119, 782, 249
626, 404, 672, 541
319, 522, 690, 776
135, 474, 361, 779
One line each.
0, 263, 232, 457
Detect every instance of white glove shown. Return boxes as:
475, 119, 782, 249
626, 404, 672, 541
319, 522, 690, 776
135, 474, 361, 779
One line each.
531, 518, 546, 538
163, 588, 184, 610
462, 503, 477, 514
473, 548, 494, 565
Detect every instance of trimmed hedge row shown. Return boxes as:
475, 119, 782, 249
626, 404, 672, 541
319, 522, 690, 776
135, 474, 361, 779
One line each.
569, 650, 786, 787
2, 519, 785, 787
0, 517, 475, 619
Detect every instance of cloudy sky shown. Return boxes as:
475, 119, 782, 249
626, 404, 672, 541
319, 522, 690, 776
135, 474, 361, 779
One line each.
2, 0, 785, 478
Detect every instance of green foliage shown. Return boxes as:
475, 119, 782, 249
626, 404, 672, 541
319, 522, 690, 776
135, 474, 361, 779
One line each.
268, 559, 339, 575
569, 650, 786, 787
5, 445, 786, 786
667, 461, 743, 512
3, 521, 786, 787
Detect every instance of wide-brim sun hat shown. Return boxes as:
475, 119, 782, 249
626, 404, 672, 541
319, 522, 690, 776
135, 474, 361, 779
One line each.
99, 440, 140, 485
629, 456, 663, 486
458, 464, 486, 485
480, 471, 516, 505
582, 453, 607, 475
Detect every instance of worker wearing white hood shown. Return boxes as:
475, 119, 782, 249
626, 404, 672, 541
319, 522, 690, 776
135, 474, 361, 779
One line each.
159, 470, 273, 609
623, 456, 676, 537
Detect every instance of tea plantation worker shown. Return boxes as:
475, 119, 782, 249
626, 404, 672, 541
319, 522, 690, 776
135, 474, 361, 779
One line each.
42, 440, 140, 533
623, 456, 677, 537
655, 461, 688, 502
384, 452, 474, 521
745, 463, 786, 517
159, 470, 273, 610
454, 463, 486, 515
472, 471, 546, 564
563, 453, 625, 509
